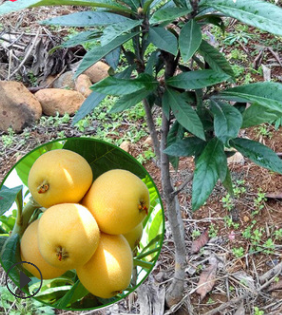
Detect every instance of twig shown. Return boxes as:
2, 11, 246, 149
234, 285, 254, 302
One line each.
202, 294, 249, 315
171, 173, 193, 197
267, 46, 282, 67
8, 28, 41, 79
259, 260, 282, 283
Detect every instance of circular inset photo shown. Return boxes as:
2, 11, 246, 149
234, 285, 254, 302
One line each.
0, 137, 164, 311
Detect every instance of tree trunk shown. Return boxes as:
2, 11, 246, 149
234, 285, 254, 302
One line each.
160, 111, 187, 308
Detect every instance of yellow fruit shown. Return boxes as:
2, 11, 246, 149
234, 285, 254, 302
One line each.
123, 222, 143, 250
83, 169, 149, 235
76, 233, 133, 299
20, 220, 67, 279
38, 203, 100, 270
28, 149, 93, 208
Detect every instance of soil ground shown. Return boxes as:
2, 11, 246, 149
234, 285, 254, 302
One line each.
1, 4, 282, 315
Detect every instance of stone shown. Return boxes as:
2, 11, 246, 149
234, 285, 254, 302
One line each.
83, 61, 110, 83
75, 74, 93, 97
35, 88, 85, 116
53, 71, 75, 90
143, 136, 153, 147
119, 141, 131, 153
0, 81, 42, 132
227, 151, 245, 165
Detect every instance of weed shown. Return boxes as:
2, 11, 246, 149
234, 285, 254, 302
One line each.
192, 230, 201, 239
232, 246, 244, 258
208, 223, 218, 238
253, 306, 264, 315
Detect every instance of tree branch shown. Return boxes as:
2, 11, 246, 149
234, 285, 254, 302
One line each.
142, 98, 161, 165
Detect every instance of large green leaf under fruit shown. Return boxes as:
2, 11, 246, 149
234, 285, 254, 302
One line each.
0, 186, 23, 216
63, 138, 147, 180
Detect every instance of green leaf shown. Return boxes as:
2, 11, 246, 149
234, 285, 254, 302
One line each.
110, 89, 153, 113
148, 26, 178, 55
196, 14, 225, 33
145, 51, 159, 75
0, 0, 132, 16
105, 47, 121, 70
101, 20, 142, 45
192, 138, 227, 210
63, 138, 147, 180
230, 138, 282, 174
242, 103, 281, 128
166, 69, 230, 90
0, 236, 8, 254
0, 234, 21, 288
76, 31, 139, 77
163, 136, 207, 157
166, 121, 185, 169
179, 20, 202, 62
163, 88, 205, 140
72, 93, 105, 125
41, 11, 131, 27
210, 100, 242, 144
0, 186, 23, 216
217, 82, 282, 115
62, 30, 101, 48
222, 168, 234, 196
119, 0, 140, 10
200, 0, 282, 36
54, 280, 88, 308
150, 7, 191, 24
198, 40, 235, 77
91, 73, 158, 95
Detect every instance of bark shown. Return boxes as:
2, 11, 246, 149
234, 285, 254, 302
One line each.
160, 111, 187, 308
142, 98, 161, 164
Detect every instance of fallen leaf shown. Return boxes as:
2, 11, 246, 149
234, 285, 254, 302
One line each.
196, 259, 218, 300
265, 192, 282, 199
191, 229, 209, 254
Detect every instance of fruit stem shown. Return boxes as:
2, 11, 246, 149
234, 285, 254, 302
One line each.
138, 201, 148, 215
11, 197, 41, 237
37, 180, 49, 194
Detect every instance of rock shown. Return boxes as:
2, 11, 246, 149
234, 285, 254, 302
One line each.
143, 136, 153, 147
53, 71, 75, 90
119, 141, 131, 153
0, 81, 42, 132
227, 151, 245, 165
75, 74, 93, 97
35, 89, 85, 116
41, 75, 56, 88
83, 61, 110, 83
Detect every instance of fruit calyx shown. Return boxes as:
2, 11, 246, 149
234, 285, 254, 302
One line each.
138, 201, 148, 215
56, 246, 69, 261
37, 180, 49, 194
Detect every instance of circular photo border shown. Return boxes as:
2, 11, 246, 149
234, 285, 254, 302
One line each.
0, 137, 165, 311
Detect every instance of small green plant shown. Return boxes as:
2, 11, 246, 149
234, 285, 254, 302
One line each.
208, 223, 219, 238
256, 124, 273, 138
254, 306, 264, 315
192, 230, 201, 239
207, 297, 215, 304
224, 216, 240, 229
232, 246, 244, 258
222, 193, 234, 211
0, 286, 56, 315
252, 189, 266, 217
1, 128, 15, 148
274, 228, 282, 240
261, 238, 275, 254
